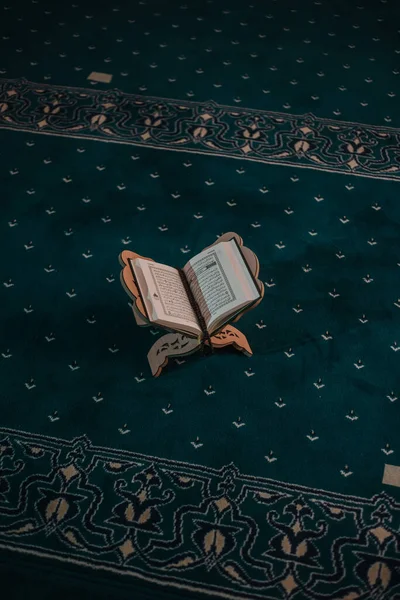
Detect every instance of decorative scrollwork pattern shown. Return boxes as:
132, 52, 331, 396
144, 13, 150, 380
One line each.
0, 429, 399, 599
1, 78, 400, 180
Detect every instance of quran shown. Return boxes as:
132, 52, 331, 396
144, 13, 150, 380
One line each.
129, 237, 261, 339
120, 233, 264, 376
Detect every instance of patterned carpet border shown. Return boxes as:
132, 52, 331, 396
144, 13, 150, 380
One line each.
1, 78, 400, 181
1, 428, 399, 600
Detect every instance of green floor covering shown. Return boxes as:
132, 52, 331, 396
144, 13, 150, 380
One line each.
0, 0, 400, 599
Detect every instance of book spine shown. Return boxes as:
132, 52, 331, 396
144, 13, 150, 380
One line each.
179, 270, 213, 352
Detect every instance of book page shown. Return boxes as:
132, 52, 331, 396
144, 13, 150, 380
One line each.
130, 258, 201, 335
184, 240, 260, 331
184, 249, 235, 325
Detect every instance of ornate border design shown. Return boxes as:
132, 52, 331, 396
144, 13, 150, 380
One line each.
0, 428, 399, 599
1, 78, 400, 180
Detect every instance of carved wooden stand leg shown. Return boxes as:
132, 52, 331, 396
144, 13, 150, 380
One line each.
209, 325, 252, 356
147, 334, 201, 378
148, 325, 252, 377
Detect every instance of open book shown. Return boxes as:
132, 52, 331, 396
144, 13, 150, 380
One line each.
129, 237, 262, 338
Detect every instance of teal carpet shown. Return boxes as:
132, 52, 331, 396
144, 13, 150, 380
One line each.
1, 1, 400, 599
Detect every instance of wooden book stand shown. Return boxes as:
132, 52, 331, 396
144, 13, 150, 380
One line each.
119, 232, 264, 377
